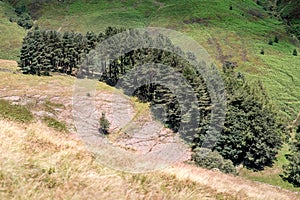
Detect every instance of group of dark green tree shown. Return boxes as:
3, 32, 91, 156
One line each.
8, 4, 33, 29
19, 27, 291, 180
18, 26, 125, 75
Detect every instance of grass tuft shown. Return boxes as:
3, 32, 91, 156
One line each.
0, 99, 34, 123
42, 116, 68, 133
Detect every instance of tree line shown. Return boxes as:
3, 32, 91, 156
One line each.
18, 26, 125, 75
19, 26, 286, 173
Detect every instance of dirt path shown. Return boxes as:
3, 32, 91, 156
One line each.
0, 59, 299, 199
165, 163, 299, 200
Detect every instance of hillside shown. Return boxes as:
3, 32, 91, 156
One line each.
1, 60, 300, 199
1, 0, 300, 198
0, 1, 25, 59
1, 0, 299, 119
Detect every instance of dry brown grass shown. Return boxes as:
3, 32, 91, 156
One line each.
0, 120, 235, 200
1, 60, 299, 200
164, 163, 300, 200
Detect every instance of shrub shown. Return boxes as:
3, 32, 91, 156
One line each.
13, 5, 33, 29
268, 39, 273, 45
99, 112, 110, 134
282, 132, 300, 187
274, 35, 279, 43
192, 148, 237, 175
293, 49, 298, 56
282, 153, 300, 187
260, 48, 265, 55
17, 13, 33, 29
9, 17, 16, 23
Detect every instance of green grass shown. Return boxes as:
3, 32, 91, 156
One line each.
240, 143, 300, 192
0, 1, 26, 60
1, 0, 300, 190
42, 116, 68, 133
0, 99, 34, 123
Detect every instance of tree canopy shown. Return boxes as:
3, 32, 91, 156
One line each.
19, 26, 285, 171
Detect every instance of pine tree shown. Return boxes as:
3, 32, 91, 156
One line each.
214, 69, 283, 170
274, 35, 279, 43
99, 112, 110, 134
293, 49, 298, 56
85, 31, 97, 52
268, 39, 273, 45
283, 131, 300, 186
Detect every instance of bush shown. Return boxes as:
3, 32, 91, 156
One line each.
17, 13, 33, 29
293, 49, 298, 56
282, 153, 300, 187
15, 5, 26, 16
268, 39, 273, 45
13, 5, 33, 29
192, 148, 237, 175
99, 112, 110, 134
0, 99, 34, 123
282, 132, 300, 187
9, 17, 16, 23
274, 35, 279, 43
260, 48, 264, 55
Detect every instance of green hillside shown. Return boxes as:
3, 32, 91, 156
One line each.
0, 1, 26, 60
1, 0, 299, 119
1, 0, 300, 192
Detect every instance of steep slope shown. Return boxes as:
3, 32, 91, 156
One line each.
1, 60, 300, 200
0, 1, 26, 60
1, 119, 237, 200
0, 59, 234, 199
260, 0, 300, 39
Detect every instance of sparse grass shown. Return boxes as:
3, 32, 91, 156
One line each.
1, 0, 300, 192
0, 99, 34, 123
0, 61, 75, 99
42, 116, 68, 133
40, 100, 66, 115
0, 119, 235, 199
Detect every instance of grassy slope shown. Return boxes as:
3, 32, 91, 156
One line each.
1, 60, 300, 199
239, 143, 300, 192
1, 0, 299, 119
0, 1, 26, 60
1, 0, 300, 192
0, 60, 238, 200
1, 119, 237, 199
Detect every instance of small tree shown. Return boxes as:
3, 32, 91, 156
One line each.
192, 148, 237, 175
229, 5, 233, 10
268, 39, 273, 45
293, 49, 298, 56
99, 112, 110, 134
274, 35, 279, 43
282, 132, 300, 187
260, 48, 265, 55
